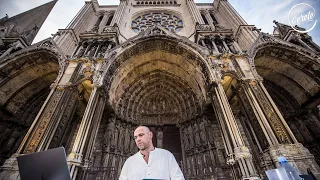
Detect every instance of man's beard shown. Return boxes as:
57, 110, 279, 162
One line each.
138, 143, 148, 150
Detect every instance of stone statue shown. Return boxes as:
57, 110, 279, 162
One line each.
124, 124, 130, 153
188, 124, 194, 148
193, 122, 201, 146
288, 122, 305, 143
157, 127, 163, 148
88, 44, 97, 57
118, 123, 125, 151
203, 117, 214, 143
98, 42, 108, 58
130, 125, 136, 153
298, 120, 314, 143
183, 127, 189, 150
114, 121, 120, 149
199, 118, 207, 144
77, 42, 88, 58
104, 117, 115, 148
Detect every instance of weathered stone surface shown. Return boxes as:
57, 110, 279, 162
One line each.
1, 1, 320, 180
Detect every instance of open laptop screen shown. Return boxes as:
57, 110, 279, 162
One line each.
17, 147, 71, 180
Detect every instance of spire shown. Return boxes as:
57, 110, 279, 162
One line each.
1, 0, 57, 45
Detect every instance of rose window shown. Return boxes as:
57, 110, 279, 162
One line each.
131, 12, 183, 33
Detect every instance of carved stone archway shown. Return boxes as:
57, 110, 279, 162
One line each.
0, 43, 63, 165
101, 27, 216, 125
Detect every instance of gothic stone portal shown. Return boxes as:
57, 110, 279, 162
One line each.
77, 39, 232, 179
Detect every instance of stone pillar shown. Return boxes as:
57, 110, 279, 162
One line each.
211, 83, 259, 179
67, 86, 106, 179
241, 79, 295, 144
0, 46, 14, 59
110, 0, 127, 26
210, 36, 219, 53
186, 0, 204, 24
204, 10, 215, 31
82, 93, 106, 168
241, 79, 320, 178
98, 11, 113, 33
233, 40, 243, 53
296, 36, 315, 52
221, 36, 230, 53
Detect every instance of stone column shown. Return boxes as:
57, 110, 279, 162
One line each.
98, 11, 113, 33
221, 36, 230, 53
0, 46, 14, 59
210, 36, 219, 53
211, 83, 259, 179
296, 36, 315, 52
241, 79, 320, 178
186, 0, 204, 24
67, 86, 106, 179
241, 79, 295, 144
110, 0, 127, 26
82, 94, 106, 168
233, 40, 243, 53
204, 10, 215, 31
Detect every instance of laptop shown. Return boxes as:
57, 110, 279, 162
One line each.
17, 147, 71, 180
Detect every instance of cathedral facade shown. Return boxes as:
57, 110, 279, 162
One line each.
0, 0, 320, 179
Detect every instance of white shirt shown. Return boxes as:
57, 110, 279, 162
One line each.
119, 148, 185, 180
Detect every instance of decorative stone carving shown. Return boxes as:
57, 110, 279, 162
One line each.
183, 126, 190, 150
156, 126, 163, 148
195, 24, 212, 32
131, 12, 183, 33
23, 91, 64, 154
198, 118, 207, 144
187, 124, 194, 148
193, 122, 201, 146
248, 80, 292, 144
104, 117, 116, 148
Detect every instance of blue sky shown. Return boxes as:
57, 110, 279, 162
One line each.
0, 0, 319, 45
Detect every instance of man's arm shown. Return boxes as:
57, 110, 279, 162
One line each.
168, 152, 185, 180
119, 158, 129, 180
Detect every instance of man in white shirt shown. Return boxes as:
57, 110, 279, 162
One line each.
119, 126, 185, 180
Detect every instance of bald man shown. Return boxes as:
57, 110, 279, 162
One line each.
119, 126, 185, 180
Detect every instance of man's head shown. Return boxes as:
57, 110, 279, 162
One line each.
134, 126, 153, 150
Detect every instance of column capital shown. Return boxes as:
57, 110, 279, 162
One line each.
234, 146, 252, 160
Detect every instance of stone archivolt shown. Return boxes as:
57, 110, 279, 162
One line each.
107, 40, 209, 124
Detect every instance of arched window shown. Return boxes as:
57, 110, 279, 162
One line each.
94, 15, 103, 27
106, 14, 114, 26
201, 14, 208, 24
210, 13, 218, 25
